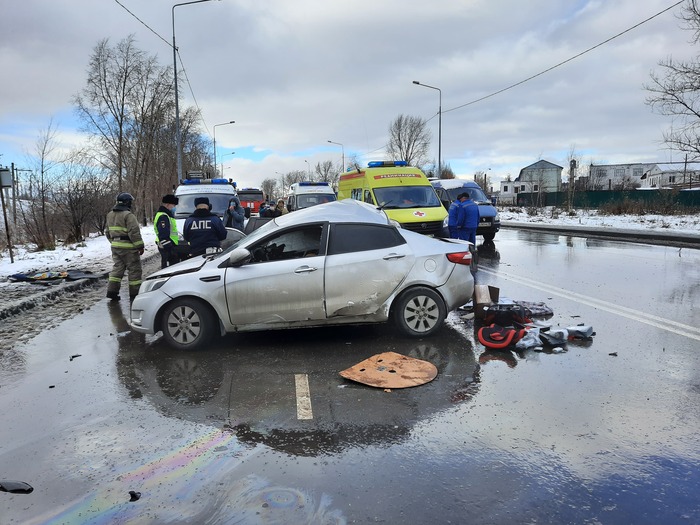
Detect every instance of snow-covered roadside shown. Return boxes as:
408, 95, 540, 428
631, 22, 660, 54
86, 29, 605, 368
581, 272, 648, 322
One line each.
0, 226, 157, 281
499, 207, 700, 235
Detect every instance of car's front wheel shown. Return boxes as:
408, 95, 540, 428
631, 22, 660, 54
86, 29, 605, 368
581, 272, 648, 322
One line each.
393, 287, 446, 337
160, 298, 217, 351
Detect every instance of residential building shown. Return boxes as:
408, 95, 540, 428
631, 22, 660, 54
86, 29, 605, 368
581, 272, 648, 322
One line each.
499, 160, 562, 205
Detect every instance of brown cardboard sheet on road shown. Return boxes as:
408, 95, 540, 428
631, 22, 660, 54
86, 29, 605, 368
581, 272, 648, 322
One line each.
339, 351, 438, 389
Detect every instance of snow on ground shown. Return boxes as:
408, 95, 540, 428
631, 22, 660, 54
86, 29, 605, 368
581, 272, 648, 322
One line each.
1, 207, 699, 281
499, 207, 700, 235
0, 227, 157, 280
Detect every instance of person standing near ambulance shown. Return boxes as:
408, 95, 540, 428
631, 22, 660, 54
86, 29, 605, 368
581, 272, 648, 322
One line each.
106, 192, 144, 301
183, 197, 227, 257
460, 192, 480, 245
154, 194, 180, 268
447, 193, 467, 239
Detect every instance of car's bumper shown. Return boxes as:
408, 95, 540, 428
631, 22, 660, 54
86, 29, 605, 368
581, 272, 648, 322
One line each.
130, 290, 171, 335
477, 219, 500, 235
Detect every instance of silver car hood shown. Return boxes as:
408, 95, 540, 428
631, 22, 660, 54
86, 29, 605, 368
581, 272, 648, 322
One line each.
145, 256, 209, 280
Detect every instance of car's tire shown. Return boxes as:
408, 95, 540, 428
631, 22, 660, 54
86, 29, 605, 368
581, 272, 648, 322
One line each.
392, 287, 446, 337
160, 297, 217, 351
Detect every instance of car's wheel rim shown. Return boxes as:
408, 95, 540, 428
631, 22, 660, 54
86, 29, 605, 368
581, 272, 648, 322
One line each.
166, 305, 202, 344
402, 295, 440, 333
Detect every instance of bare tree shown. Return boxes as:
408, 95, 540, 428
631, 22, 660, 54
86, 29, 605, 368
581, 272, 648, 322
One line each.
439, 163, 455, 179
346, 153, 363, 171
473, 170, 491, 191
21, 119, 61, 249
386, 114, 431, 166
51, 149, 113, 242
260, 178, 278, 201
646, 0, 700, 159
313, 160, 339, 186
566, 145, 580, 210
74, 36, 145, 191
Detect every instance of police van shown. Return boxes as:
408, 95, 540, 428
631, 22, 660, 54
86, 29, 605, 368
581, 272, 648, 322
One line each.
337, 161, 447, 236
287, 181, 336, 212
173, 173, 237, 230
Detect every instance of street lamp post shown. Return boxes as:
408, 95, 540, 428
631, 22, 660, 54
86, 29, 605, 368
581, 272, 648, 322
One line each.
213, 120, 235, 176
412, 80, 441, 178
304, 159, 310, 178
172, 0, 216, 184
327, 140, 345, 172
221, 151, 235, 175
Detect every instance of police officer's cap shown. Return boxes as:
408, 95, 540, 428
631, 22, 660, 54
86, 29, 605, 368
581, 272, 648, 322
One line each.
162, 194, 178, 205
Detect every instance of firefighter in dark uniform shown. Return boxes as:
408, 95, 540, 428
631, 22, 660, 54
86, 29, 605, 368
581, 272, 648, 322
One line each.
154, 194, 179, 268
106, 192, 144, 301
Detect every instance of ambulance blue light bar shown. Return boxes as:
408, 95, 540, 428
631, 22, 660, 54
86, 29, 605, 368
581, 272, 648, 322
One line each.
299, 181, 330, 186
368, 161, 408, 168
181, 178, 230, 185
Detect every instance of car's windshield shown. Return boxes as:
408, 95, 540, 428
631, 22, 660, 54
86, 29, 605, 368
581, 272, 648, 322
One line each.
174, 194, 233, 218
297, 194, 336, 208
445, 186, 489, 203
237, 190, 264, 202
374, 186, 441, 209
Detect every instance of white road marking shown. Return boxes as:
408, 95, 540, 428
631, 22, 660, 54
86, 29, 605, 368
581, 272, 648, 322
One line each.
295, 373, 313, 420
479, 267, 700, 342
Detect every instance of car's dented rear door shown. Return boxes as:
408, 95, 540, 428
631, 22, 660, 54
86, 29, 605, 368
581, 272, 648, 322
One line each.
324, 223, 414, 318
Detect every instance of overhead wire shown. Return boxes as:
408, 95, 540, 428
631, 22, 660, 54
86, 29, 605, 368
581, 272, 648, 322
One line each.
442, 0, 685, 114
112, 0, 213, 138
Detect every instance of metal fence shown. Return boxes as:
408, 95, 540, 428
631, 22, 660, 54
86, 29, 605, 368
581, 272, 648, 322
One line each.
514, 189, 700, 210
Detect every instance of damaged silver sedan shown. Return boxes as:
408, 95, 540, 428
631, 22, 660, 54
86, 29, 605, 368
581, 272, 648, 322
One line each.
131, 200, 474, 350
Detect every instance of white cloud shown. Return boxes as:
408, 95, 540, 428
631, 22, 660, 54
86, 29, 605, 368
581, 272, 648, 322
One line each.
1, 0, 695, 187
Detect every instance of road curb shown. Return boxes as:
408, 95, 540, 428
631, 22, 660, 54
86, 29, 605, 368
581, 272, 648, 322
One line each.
500, 221, 700, 248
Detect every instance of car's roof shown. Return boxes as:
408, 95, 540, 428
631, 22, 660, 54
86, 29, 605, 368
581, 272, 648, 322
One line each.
430, 179, 481, 189
275, 199, 391, 227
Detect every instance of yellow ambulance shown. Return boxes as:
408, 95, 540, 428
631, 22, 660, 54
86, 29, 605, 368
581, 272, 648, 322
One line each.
337, 161, 447, 236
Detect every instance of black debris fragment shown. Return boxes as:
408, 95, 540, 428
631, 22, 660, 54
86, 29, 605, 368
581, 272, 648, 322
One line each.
69, 354, 82, 361
0, 480, 34, 494
609, 352, 618, 357
129, 490, 141, 501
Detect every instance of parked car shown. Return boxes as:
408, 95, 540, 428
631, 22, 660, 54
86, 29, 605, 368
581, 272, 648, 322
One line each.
131, 200, 474, 350
431, 179, 500, 240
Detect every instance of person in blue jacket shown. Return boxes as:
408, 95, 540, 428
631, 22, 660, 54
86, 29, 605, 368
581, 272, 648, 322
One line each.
460, 192, 480, 245
447, 193, 468, 239
183, 197, 227, 257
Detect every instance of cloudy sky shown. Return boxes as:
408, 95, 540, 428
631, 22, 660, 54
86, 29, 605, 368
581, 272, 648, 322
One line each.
0, 0, 694, 189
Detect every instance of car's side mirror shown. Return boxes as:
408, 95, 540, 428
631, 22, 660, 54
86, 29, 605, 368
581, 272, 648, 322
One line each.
227, 247, 252, 267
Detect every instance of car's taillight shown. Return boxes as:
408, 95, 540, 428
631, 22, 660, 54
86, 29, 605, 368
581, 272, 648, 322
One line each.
446, 251, 472, 265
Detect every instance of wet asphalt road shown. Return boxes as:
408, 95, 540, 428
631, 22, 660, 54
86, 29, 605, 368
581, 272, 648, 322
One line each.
1, 229, 699, 524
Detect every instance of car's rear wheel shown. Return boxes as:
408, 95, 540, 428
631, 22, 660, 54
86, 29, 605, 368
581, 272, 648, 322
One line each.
393, 287, 446, 337
161, 298, 217, 351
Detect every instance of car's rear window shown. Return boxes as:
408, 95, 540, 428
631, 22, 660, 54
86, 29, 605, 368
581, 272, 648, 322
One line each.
328, 224, 405, 254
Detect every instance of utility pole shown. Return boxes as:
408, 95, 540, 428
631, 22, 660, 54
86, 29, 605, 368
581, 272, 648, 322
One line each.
0, 166, 14, 262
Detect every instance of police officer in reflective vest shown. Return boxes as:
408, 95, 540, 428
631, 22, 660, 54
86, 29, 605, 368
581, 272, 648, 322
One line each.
106, 192, 144, 301
154, 194, 179, 268
183, 197, 227, 257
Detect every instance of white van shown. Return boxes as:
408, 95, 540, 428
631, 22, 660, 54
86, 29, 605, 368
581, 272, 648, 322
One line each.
287, 181, 336, 212
173, 176, 237, 231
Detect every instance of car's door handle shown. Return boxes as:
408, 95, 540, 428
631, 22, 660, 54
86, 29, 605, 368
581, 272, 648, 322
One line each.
294, 266, 318, 273
200, 276, 221, 282
383, 253, 406, 260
